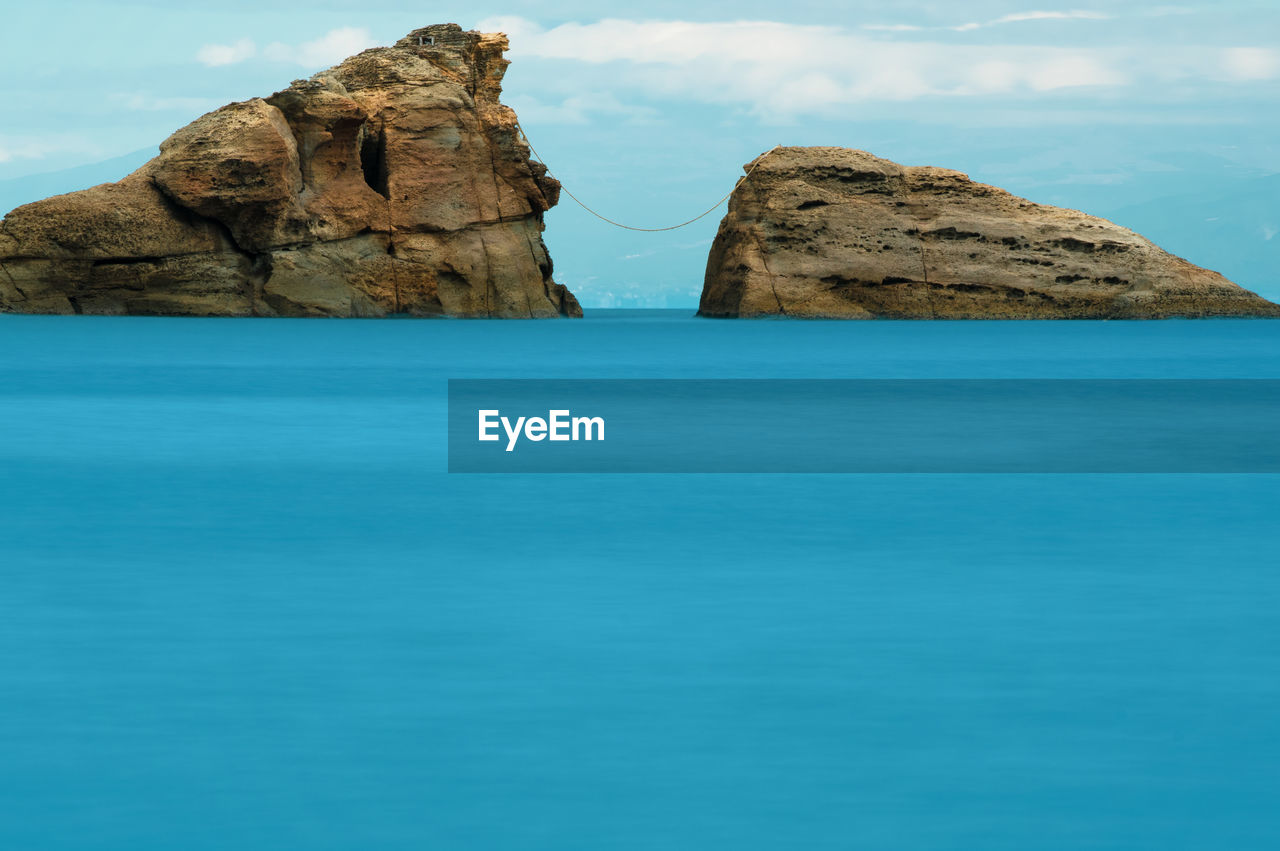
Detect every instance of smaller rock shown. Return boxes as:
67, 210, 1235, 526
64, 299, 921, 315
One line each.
700, 146, 1280, 319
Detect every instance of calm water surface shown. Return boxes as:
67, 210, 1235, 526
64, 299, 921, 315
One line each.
1, 311, 1278, 849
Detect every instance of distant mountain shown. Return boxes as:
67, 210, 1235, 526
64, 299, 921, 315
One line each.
1103, 174, 1279, 303
0, 149, 155, 217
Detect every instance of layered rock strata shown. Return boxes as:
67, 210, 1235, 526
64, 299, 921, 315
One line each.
700, 146, 1278, 318
0, 24, 580, 318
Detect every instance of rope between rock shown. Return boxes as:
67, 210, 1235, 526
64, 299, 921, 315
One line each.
516, 125, 781, 233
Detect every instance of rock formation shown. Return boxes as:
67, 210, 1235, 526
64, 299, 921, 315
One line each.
700, 146, 1279, 319
0, 24, 580, 318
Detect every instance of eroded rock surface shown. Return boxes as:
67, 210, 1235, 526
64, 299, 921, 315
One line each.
700, 146, 1278, 319
0, 24, 580, 318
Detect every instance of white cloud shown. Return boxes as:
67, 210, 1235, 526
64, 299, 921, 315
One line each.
967, 60, 1023, 93
988, 10, 1111, 25
1028, 56, 1127, 90
866, 9, 1110, 33
263, 27, 377, 68
110, 93, 219, 113
483, 17, 1134, 118
0, 135, 104, 165
196, 38, 256, 67
1222, 48, 1280, 81
506, 92, 658, 125
195, 27, 377, 70
482, 17, 1277, 120
1141, 6, 1197, 16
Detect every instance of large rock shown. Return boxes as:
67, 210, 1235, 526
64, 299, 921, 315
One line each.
700, 146, 1278, 319
0, 24, 580, 318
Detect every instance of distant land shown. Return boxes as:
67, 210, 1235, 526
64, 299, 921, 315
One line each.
0, 149, 154, 222
1105, 174, 1279, 307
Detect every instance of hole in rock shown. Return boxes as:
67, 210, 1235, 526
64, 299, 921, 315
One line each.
360, 124, 390, 199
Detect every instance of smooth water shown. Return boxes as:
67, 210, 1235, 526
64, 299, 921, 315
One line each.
1, 311, 1278, 849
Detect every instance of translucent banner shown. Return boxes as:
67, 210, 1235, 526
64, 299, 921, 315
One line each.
448, 379, 1280, 473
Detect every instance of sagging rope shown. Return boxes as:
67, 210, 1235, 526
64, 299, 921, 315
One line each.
516, 124, 781, 232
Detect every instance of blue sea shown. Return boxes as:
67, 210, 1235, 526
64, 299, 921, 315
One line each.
2, 310, 1278, 849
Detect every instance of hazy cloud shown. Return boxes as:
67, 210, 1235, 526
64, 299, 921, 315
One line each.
263, 27, 377, 68
987, 10, 1111, 25
196, 38, 256, 67
1027, 56, 1125, 90
1221, 48, 1280, 81
484, 17, 1131, 118
870, 9, 1110, 33
506, 92, 659, 125
862, 24, 926, 33
110, 93, 220, 113
196, 27, 376, 69
0, 134, 103, 164
484, 17, 1277, 120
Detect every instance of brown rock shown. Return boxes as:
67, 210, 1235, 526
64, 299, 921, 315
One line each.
0, 24, 580, 318
700, 146, 1279, 319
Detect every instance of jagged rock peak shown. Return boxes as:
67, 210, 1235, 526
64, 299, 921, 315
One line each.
0, 24, 581, 318
699, 146, 1278, 319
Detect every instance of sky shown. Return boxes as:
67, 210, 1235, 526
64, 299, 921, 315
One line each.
1, 1, 1277, 306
